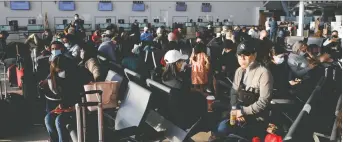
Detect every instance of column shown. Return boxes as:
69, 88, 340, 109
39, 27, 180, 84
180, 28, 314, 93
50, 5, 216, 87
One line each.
297, 1, 304, 36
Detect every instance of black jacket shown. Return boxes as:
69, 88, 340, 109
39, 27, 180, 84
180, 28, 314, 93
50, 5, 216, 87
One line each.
217, 51, 239, 80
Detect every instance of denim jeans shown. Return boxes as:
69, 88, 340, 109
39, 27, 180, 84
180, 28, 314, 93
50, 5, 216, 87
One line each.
215, 118, 268, 140
45, 112, 74, 142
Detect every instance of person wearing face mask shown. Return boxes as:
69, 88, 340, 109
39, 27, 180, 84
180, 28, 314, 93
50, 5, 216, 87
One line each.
72, 14, 84, 34
213, 40, 239, 96
287, 41, 315, 78
44, 55, 83, 142
78, 44, 102, 82
248, 26, 260, 39
162, 50, 207, 129
98, 30, 117, 62
323, 30, 341, 60
269, 46, 290, 97
209, 40, 273, 141
216, 40, 239, 81
62, 34, 80, 60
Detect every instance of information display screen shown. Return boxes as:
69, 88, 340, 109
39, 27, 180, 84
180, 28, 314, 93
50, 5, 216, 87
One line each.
10, 1, 30, 10
59, 1, 75, 11
132, 3, 145, 11
98, 1, 112, 11
176, 4, 187, 11
202, 5, 211, 12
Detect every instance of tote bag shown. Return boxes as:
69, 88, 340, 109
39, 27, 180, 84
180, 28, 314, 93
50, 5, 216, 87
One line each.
84, 81, 120, 111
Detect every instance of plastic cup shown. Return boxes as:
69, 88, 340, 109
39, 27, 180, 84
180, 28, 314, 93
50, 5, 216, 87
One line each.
206, 95, 215, 112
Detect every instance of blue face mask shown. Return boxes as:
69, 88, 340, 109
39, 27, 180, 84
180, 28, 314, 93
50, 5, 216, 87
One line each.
51, 49, 62, 56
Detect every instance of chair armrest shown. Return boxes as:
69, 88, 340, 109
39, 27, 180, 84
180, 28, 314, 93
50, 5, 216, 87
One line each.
226, 134, 249, 142
271, 99, 295, 105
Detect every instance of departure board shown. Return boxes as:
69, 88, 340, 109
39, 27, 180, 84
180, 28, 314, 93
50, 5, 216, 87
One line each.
132, 3, 145, 11
202, 5, 211, 12
98, 1, 112, 11
59, 1, 75, 11
10, 1, 30, 10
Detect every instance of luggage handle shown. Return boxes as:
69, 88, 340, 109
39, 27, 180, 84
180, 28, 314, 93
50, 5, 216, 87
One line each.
80, 90, 103, 97
79, 102, 100, 107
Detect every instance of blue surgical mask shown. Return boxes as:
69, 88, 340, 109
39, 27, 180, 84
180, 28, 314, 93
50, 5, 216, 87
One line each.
51, 49, 62, 56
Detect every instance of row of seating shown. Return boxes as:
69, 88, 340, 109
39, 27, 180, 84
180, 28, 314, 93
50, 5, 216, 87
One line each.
64, 54, 203, 142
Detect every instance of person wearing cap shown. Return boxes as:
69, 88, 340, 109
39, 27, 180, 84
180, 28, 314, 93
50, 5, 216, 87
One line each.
98, 30, 117, 62
162, 50, 207, 129
210, 40, 273, 141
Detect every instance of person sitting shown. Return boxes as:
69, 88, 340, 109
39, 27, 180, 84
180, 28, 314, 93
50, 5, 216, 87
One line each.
323, 30, 341, 60
287, 41, 315, 78
98, 30, 116, 62
210, 40, 273, 141
79, 43, 102, 82
61, 34, 81, 60
91, 30, 102, 48
44, 55, 83, 142
269, 46, 290, 97
162, 50, 207, 129
213, 40, 239, 96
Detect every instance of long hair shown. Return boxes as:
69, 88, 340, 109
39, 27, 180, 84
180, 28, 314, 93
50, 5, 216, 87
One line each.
50, 55, 70, 91
80, 43, 97, 62
162, 62, 179, 81
194, 43, 206, 55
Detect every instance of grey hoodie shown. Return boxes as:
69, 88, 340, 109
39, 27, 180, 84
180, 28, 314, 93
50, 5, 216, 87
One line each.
287, 41, 311, 77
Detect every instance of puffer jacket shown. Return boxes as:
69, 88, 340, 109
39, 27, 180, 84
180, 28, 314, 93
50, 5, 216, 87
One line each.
84, 58, 102, 81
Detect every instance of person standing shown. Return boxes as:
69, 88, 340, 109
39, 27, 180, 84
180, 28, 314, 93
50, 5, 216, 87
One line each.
269, 17, 278, 42
190, 43, 210, 93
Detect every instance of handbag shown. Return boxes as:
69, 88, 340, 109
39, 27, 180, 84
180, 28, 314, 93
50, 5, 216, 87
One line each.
84, 81, 120, 111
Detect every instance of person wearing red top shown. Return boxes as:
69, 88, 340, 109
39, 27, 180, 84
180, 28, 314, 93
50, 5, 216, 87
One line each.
91, 30, 101, 46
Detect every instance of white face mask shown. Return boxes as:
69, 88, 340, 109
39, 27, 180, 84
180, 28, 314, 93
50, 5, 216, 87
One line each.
299, 51, 306, 56
64, 43, 70, 48
58, 71, 66, 78
180, 62, 188, 71
273, 56, 285, 64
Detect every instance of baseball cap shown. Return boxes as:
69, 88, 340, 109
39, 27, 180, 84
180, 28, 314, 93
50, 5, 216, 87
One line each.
103, 30, 112, 36
236, 40, 257, 55
164, 50, 188, 64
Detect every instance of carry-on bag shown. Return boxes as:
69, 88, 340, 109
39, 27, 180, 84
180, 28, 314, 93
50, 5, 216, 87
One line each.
75, 90, 104, 142
83, 81, 120, 111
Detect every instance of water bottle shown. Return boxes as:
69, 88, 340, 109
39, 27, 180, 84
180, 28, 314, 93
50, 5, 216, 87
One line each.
229, 106, 237, 126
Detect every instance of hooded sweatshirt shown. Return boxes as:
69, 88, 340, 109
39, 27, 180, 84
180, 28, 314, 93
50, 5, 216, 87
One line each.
287, 42, 311, 77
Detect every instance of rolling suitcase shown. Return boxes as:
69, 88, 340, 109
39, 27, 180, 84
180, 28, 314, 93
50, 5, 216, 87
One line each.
75, 90, 104, 142
0, 62, 28, 138
7, 64, 17, 86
